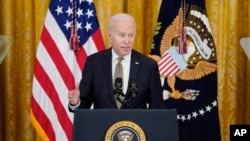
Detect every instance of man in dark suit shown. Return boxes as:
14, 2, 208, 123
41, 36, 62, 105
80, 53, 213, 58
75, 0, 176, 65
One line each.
68, 13, 165, 110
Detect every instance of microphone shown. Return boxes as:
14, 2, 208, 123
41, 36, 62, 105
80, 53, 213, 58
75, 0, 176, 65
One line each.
114, 77, 122, 91
129, 80, 137, 98
124, 80, 137, 105
114, 77, 125, 105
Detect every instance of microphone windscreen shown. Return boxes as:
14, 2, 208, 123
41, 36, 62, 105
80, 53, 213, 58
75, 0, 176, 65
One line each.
115, 77, 122, 84
115, 77, 122, 83
114, 77, 123, 89
129, 79, 137, 88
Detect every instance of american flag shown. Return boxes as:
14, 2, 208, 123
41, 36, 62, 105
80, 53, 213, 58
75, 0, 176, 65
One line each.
30, 0, 105, 140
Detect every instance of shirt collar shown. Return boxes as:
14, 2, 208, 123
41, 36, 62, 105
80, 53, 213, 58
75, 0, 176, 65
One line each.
111, 48, 131, 62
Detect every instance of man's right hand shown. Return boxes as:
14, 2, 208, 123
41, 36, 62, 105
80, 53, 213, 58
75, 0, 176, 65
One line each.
68, 83, 80, 106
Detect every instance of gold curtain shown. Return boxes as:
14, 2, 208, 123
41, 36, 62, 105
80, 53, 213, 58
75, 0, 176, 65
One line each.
0, 0, 249, 141
205, 0, 250, 140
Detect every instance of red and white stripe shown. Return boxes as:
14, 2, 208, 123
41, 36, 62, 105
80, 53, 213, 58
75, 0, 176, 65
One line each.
158, 51, 181, 77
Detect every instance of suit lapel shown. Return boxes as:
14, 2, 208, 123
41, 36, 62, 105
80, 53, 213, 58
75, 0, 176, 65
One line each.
127, 50, 141, 93
102, 48, 113, 93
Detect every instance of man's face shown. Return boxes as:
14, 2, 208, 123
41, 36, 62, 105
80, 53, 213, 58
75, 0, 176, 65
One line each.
108, 20, 136, 57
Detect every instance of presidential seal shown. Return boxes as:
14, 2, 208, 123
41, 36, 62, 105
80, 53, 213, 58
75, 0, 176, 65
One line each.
105, 120, 146, 141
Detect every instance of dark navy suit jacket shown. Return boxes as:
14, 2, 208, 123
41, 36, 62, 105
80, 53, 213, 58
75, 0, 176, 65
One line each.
77, 48, 165, 109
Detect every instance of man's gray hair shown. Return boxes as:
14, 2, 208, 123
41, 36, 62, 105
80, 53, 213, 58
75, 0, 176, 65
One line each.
108, 13, 136, 32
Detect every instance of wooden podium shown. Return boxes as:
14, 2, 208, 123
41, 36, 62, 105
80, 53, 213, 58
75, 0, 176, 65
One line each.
72, 109, 179, 141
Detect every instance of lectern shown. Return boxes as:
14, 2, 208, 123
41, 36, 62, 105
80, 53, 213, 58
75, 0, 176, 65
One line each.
72, 109, 179, 141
